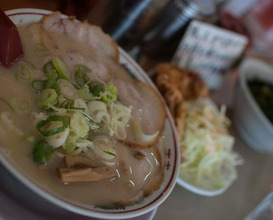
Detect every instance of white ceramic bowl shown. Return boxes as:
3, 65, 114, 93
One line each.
176, 98, 235, 197
176, 175, 232, 197
1, 8, 180, 219
233, 58, 273, 153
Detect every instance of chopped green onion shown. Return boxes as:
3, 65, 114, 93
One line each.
58, 79, 78, 100
45, 78, 60, 95
60, 100, 85, 111
71, 106, 86, 111
34, 44, 50, 56
15, 61, 34, 82
101, 83, 118, 104
90, 84, 104, 97
39, 89, 58, 108
46, 69, 59, 80
75, 71, 89, 88
77, 64, 91, 73
75, 64, 90, 87
60, 100, 72, 109
36, 115, 68, 136
43, 61, 55, 74
104, 150, 116, 157
32, 139, 55, 165
12, 135, 34, 148
70, 111, 90, 138
52, 57, 71, 80
31, 80, 46, 93
0, 97, 14, 111
79, 84, 95, 101
46, 79, 55, 89
82, 112, 100, 125
54, 81, 61, 95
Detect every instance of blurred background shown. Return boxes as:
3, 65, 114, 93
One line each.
3, 0, 273, 85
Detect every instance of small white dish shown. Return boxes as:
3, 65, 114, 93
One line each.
233, 58, 273, 153
174, 98, 239, 196
176, 176, 232, 197
1, 8, 180, 219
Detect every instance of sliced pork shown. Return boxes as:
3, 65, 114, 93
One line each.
41, 12, 119, 61
115, 79, 166, 148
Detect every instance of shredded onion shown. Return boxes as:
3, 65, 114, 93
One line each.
108, 102, 132, 139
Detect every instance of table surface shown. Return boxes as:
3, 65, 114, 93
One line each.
154, 130, 273, 220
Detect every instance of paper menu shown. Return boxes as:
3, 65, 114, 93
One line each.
172, 20, 248, 89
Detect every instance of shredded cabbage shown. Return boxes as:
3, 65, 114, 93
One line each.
180, 98, 243, 190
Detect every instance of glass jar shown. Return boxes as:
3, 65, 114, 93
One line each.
138, 0, 217, 66
101, 0, 172, 51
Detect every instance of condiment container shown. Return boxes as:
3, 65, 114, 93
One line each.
138, 0, 216, 68
101, 0, 172, 51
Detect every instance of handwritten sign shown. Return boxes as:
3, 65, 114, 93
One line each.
172, 20, 248, 89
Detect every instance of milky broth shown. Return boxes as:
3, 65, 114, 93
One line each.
0, 23, 164, 208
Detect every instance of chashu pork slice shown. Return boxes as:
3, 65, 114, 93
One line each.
115, 79, 166, 148
37, 11, 119, 61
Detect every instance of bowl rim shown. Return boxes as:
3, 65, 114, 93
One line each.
176, 174, 232, 196
2, 8, 181, 219
238, 57, 273, 134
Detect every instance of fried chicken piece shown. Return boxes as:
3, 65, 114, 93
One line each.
154, 63, 208, 101
152, 63, 208, 140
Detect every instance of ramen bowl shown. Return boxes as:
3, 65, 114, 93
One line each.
0, 8, 180, 219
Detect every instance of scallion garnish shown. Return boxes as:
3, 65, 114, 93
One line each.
82, 112, 100, 125
104, 150, 116, 157
75, 64, 91, 87
77, 64, 91, 73
0, 97, 14, 111
60, 100, 85, 111
90, 84, 104, 97
52, 57, 71, 80
79, 84, 95, 101
34, 44, 50, 56
39, 89, 58, 108
43, 61, 55, 74
32, 139, 55, 164
46, 69, 59, 80
75, 71, 89, 88
15, 61, 34, 82
36, 115, 68, 136
31, 80, 46, 93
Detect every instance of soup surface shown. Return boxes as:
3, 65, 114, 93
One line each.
0, 13, 166, 208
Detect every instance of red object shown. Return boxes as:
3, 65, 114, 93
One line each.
219, 11, 251, 47
0, 9, 24, 68
251, 0, 273, 30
